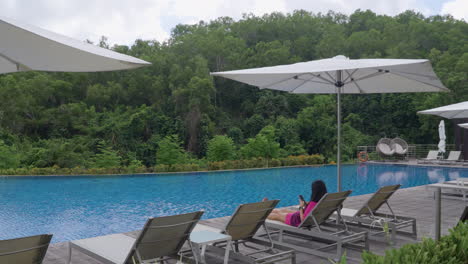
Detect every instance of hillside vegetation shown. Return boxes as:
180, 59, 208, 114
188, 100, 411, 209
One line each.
0, 9, 466, 171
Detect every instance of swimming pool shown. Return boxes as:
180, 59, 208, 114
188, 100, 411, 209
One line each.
0, 164, 466, 242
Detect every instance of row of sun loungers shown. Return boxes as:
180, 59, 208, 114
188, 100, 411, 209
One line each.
417, 150, 465, 164
1, 185, 419, 264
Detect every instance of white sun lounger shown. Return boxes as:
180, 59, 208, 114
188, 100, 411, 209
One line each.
417, 150, 439, 164
438, 151, 462, 164
435, 178, 468, 201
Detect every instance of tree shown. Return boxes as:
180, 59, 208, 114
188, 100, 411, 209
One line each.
156, 135, 186, 165
240, 126, 280, 159
206, 135, 236, 161
0, 140, 20, 169
91, 142, 121, 168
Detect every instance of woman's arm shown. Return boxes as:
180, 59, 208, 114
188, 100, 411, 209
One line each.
299, 200, 306, 221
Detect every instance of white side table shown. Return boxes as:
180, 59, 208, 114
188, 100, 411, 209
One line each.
190, 224, 232, 264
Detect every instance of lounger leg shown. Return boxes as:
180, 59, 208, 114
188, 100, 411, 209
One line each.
223, 239, 231, 264
200, 245, 207, 264
191, 242, 202, 264
336, 241, 343, 262
363, 232, 369, 251
412, 219, 418, 239
390, 223, 397, 245
67, 242, 72, 264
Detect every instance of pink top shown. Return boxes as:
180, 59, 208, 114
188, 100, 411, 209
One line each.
285, 201, 317, 227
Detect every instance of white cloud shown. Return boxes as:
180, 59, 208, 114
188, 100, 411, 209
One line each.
441, 0, 468, 21
167, 0, 287, 23
1, 0, 170, 46
0, 0, 463, 46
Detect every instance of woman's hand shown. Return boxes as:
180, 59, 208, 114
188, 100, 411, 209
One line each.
299, 199, 306, 208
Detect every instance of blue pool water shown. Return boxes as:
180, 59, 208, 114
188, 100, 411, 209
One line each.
1, 164, 467, 242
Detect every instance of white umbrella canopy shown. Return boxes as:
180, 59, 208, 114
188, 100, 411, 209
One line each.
0, 16, 150, 74
417, 101, 468, 119
458, 123, 468, 129
438, 120, 446, 154
212, 55, 448, 191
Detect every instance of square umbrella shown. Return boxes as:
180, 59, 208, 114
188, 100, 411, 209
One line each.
212, 55, 448, 191
1, 16, 150, 74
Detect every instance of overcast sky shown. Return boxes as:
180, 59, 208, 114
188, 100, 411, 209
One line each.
1, 0, 467, 46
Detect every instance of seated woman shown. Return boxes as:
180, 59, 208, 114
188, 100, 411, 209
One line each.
266, 180, 327, 227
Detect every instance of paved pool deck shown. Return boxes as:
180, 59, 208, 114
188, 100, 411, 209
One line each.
44, 185, 466, 264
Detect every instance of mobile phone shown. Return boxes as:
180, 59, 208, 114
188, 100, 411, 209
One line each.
299, 195, 305, 202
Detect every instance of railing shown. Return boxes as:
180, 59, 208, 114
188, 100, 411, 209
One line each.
356, 144, 460, 161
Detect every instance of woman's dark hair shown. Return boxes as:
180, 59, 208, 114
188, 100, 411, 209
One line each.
310, 180, 327, 202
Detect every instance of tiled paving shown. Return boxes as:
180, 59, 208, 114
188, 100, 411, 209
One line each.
44, 185, 466, 264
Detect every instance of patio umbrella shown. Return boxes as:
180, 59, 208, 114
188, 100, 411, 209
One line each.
0, 16, 150, 74
458, 123, 468, 129
418, 101, 468, 157
438, 120, 446, 154
418, 101, 468, 119
212, 55, 448, 191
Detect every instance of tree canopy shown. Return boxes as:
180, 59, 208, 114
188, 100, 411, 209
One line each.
0, 9, 466, 169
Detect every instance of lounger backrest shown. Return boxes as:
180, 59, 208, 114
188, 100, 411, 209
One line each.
0, 234, 52, 264
124, 211, 203, 263
224, 200, 279, 241
426, 150, 439, 160
355, 184, 400, 216
299, 191, 351, 229
447, 151, 461, 161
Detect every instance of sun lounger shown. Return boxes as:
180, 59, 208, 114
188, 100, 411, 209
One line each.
337, 185, 417, 243
206, 200, 296, 264
67, 211, 203, 264
435, 178, 468, 201
438, 151, 462, 164
259, 191, 368, 261
0, 234, 52, 264
417, 150, 439, 164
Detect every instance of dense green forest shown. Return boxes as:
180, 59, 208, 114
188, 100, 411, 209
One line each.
0, 9, 467, 171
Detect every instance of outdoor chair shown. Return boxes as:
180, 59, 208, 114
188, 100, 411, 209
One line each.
258, 191, 368, 261
438, 151, 462, 164
0, 234, 52, 264
391, 138, 408, 156
336, 185, 417, 243
376, 138, 395, 159
67, 211, 203, 264
201, 200, 296, 264
417, 150, 439, 164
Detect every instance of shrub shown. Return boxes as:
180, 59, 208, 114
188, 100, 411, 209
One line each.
206, 135, 236, 161
0, 154, 326, 176
156, 135, 186, 165
360, 222, 468, 264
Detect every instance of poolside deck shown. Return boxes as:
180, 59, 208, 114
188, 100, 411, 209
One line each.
44, 185, 465, 264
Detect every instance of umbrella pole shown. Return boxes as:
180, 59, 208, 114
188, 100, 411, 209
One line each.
336, 70, 343, 192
